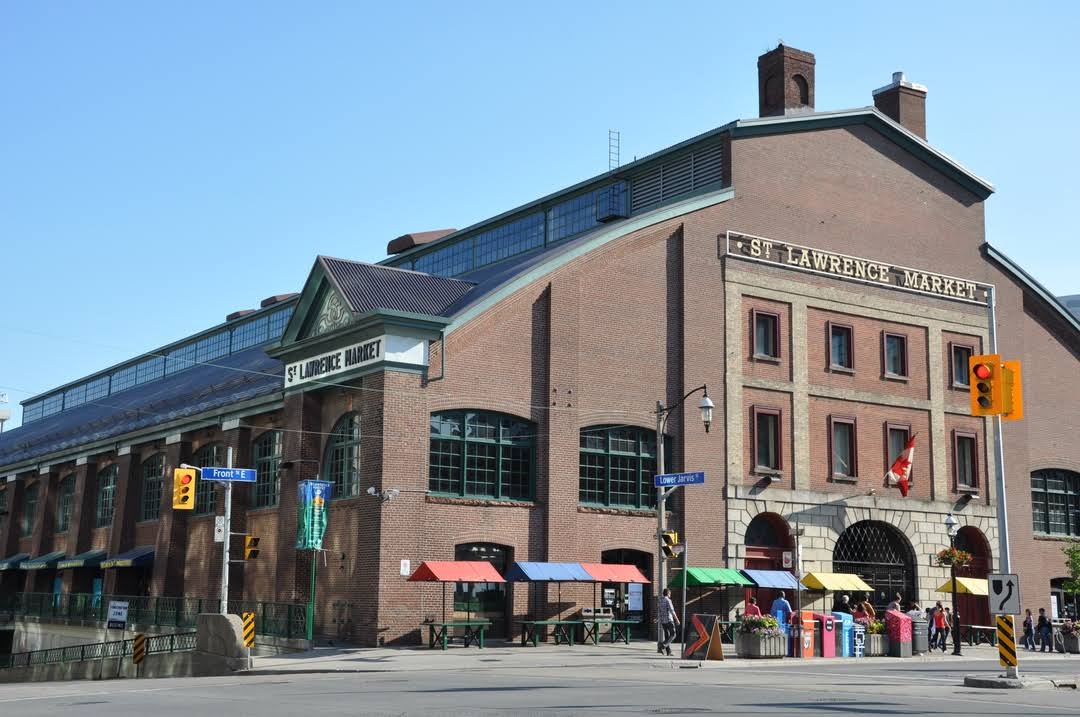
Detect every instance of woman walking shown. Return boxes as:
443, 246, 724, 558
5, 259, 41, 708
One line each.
1022, 609, 1035, 651
933, 601, 949, 651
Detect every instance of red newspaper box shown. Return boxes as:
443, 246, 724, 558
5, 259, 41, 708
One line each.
812, 612, 836, 657
885, 609, 912, 658
788, 610, 815, 659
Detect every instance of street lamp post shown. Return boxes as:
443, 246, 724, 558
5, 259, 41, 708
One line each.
945, 513, 963, 656
654, 385, 713, 639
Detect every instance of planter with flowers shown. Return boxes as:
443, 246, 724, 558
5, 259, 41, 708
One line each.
1061, 619, 1080, 654
736, 615, 786, 658
936, 547, 973, 568
858, 618, 888, 656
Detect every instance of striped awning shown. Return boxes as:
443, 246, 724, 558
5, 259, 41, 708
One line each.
0, 553, 29, 571
20, 550, 67, 570
801, 572, 873, 592
937, 577, 989, 596
670, 567, 754, 588
101, 546, 154, 569
57, 549, 108, 570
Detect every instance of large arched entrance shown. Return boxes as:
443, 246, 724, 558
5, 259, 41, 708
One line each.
454, 542, 512, 638
834, 521, 916, 613
602, 548, 652, 636
743, 513, 794, 613
955, 526, 992, 626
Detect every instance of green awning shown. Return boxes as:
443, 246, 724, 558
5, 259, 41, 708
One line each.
20, 550, 67, 570
0, 553, 30, 571
670, 567, 755, 588
57, 549, 108, 570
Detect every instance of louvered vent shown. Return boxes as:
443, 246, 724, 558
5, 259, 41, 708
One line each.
630, 142, 723, 212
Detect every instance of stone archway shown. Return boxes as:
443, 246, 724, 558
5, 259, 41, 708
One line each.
955, 526, 992, 626
834, 520, 917, 613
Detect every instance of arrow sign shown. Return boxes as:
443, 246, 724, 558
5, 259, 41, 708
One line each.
988, 572, 1020, 616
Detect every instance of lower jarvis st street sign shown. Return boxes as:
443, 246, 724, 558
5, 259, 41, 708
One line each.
654, 471, 706, 487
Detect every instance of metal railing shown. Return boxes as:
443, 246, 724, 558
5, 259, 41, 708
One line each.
0, 592, 308, 640
0, 631, 196, 670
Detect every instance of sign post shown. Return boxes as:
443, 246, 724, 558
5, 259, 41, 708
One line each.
989, 573, 1021, 671
654, 471, 705, 646
197, 454, 258, 614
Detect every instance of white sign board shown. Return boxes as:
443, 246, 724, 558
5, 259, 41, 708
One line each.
628, 583, 644, 612
107, 600, 129, 630
400, 559, 411, 577
782, 551, 793, 569
989, 573, 1021, 615
214, 515, 226, 543
284, 334, 429, 389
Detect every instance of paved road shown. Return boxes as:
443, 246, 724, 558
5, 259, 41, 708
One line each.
2, 648, 1078, 715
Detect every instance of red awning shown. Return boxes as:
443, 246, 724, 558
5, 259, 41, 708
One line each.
407, 561, 506, 583
580, 563, 650, 584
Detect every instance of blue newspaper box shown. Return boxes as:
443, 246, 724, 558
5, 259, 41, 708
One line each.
832, 612, 853, 657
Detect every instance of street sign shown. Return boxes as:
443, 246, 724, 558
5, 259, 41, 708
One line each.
107, 600, 129, 630
202, 467, 257, 483
654, 471, 705, 488
132, 633, 147, 665
214, 515, 226, 543
989, 572, 1021, 615
997, 615, 1018, 667
782, 551, 793, 569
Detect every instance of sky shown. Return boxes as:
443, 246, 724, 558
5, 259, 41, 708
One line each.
1, 1, 1077, 430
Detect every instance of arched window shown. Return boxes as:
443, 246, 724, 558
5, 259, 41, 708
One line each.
325, 413, 361, 498
140, 454, 165, 522
429, 411, 534, 500
20, 482, 40, 536
1031, 469, 1080, 536
791, 73, 809, 105
253, 431, 283, 508
55, 475, 76, 533
834, 520, 916, 613
193, 443, 224, 515
579, 425, 662, 509
96, 465, 118, 528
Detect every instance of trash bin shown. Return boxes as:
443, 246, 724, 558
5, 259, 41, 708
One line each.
832, 612, 853, 657
910, 616, 928, 654
852, 622, 866, 658
885, 609, 912, 658
813, 612, 836, 657
788, 610, 815, 659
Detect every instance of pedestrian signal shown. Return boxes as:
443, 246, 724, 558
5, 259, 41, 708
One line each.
969, 355, 1004, 416
661, 531, 680, 558
244, 535, 260, 560
172, 468, 196, 510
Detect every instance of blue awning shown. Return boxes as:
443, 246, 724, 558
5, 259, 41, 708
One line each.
504, 562, 594, 582
57, 549, 108, 570
741, 569, 804, 590
101, 546, 154, 569
0, 553, 29, 571
20, 550, 67, 570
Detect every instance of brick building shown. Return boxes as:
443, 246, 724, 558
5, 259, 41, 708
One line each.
2, 45, 1078, 645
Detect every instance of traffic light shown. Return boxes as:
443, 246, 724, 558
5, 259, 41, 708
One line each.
1002, 360, 1024, 422
172, 468, 196, 510
244, 535, 260, 560
661, 531, 680, 559
969, 354, 1004, 416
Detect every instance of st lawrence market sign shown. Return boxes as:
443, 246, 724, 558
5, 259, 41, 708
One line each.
285, 336, 384, 388
725, 231, 989, 305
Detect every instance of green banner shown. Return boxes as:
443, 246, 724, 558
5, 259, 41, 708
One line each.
296, 480, 333, 550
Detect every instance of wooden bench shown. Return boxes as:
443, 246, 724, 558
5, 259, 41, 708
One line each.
422, 620, 491, 650
520, 620, 581, 647
580, 619, 638, 645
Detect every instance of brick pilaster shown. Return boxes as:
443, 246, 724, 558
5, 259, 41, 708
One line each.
150, 442, 191, 597
0, 477, 25, 596
103, 453, 139, 595
62, 460, 98, 593
24, 470, 59, 593
275, 391, 323, 605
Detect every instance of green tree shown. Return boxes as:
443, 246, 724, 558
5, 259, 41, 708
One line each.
1062, 541, 1080, 596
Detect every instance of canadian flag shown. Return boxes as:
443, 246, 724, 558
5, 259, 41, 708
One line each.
885, 435, 916, 497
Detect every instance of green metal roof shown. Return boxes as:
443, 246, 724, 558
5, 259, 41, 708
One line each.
670, 567, 754, 588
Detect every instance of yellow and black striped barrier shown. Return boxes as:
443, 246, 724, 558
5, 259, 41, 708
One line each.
132, 633, 147, 665
242, 612, 256, 648
996, 615, 1017, 668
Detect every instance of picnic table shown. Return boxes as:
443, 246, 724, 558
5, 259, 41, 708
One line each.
580, 619, 639, 645
422, 620, 491, 650
521, 619, 581, 647
963, 624, 998, 646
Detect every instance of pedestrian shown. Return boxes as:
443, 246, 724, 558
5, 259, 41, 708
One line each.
770, 590, 793, 626
887, 593, 902, 612
744, 596, 762, 617
906, 602, 921, 621
657, 587, 679, 656
832, 594, 852, 614
1022, 609, 1035, 651
933, 601, 949, 651
1037, 607, 1052, 652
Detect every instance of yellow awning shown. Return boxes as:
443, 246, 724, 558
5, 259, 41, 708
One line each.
801, 572, 873, 592
937, 577, 988, 595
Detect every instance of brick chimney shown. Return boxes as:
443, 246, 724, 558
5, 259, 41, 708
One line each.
757, 44, 815, 117
873, 71, 928, 140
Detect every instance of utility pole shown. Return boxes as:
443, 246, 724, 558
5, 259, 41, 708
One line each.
220, 446, 233, 614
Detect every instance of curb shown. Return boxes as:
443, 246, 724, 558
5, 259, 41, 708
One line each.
963, 674, 1079, 690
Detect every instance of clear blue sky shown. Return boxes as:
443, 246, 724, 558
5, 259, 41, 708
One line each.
1, 1, 1077, 429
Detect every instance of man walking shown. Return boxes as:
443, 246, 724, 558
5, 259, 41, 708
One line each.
657, 588, 680, 656
1037, 607, 1052, 652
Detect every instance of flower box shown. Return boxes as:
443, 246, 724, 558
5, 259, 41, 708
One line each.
864, 634, 888, 657
736, 632, 786, 659
1062, 633, 1080, 654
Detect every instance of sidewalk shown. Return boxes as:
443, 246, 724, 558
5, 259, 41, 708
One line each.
246, 640, 1064, 676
